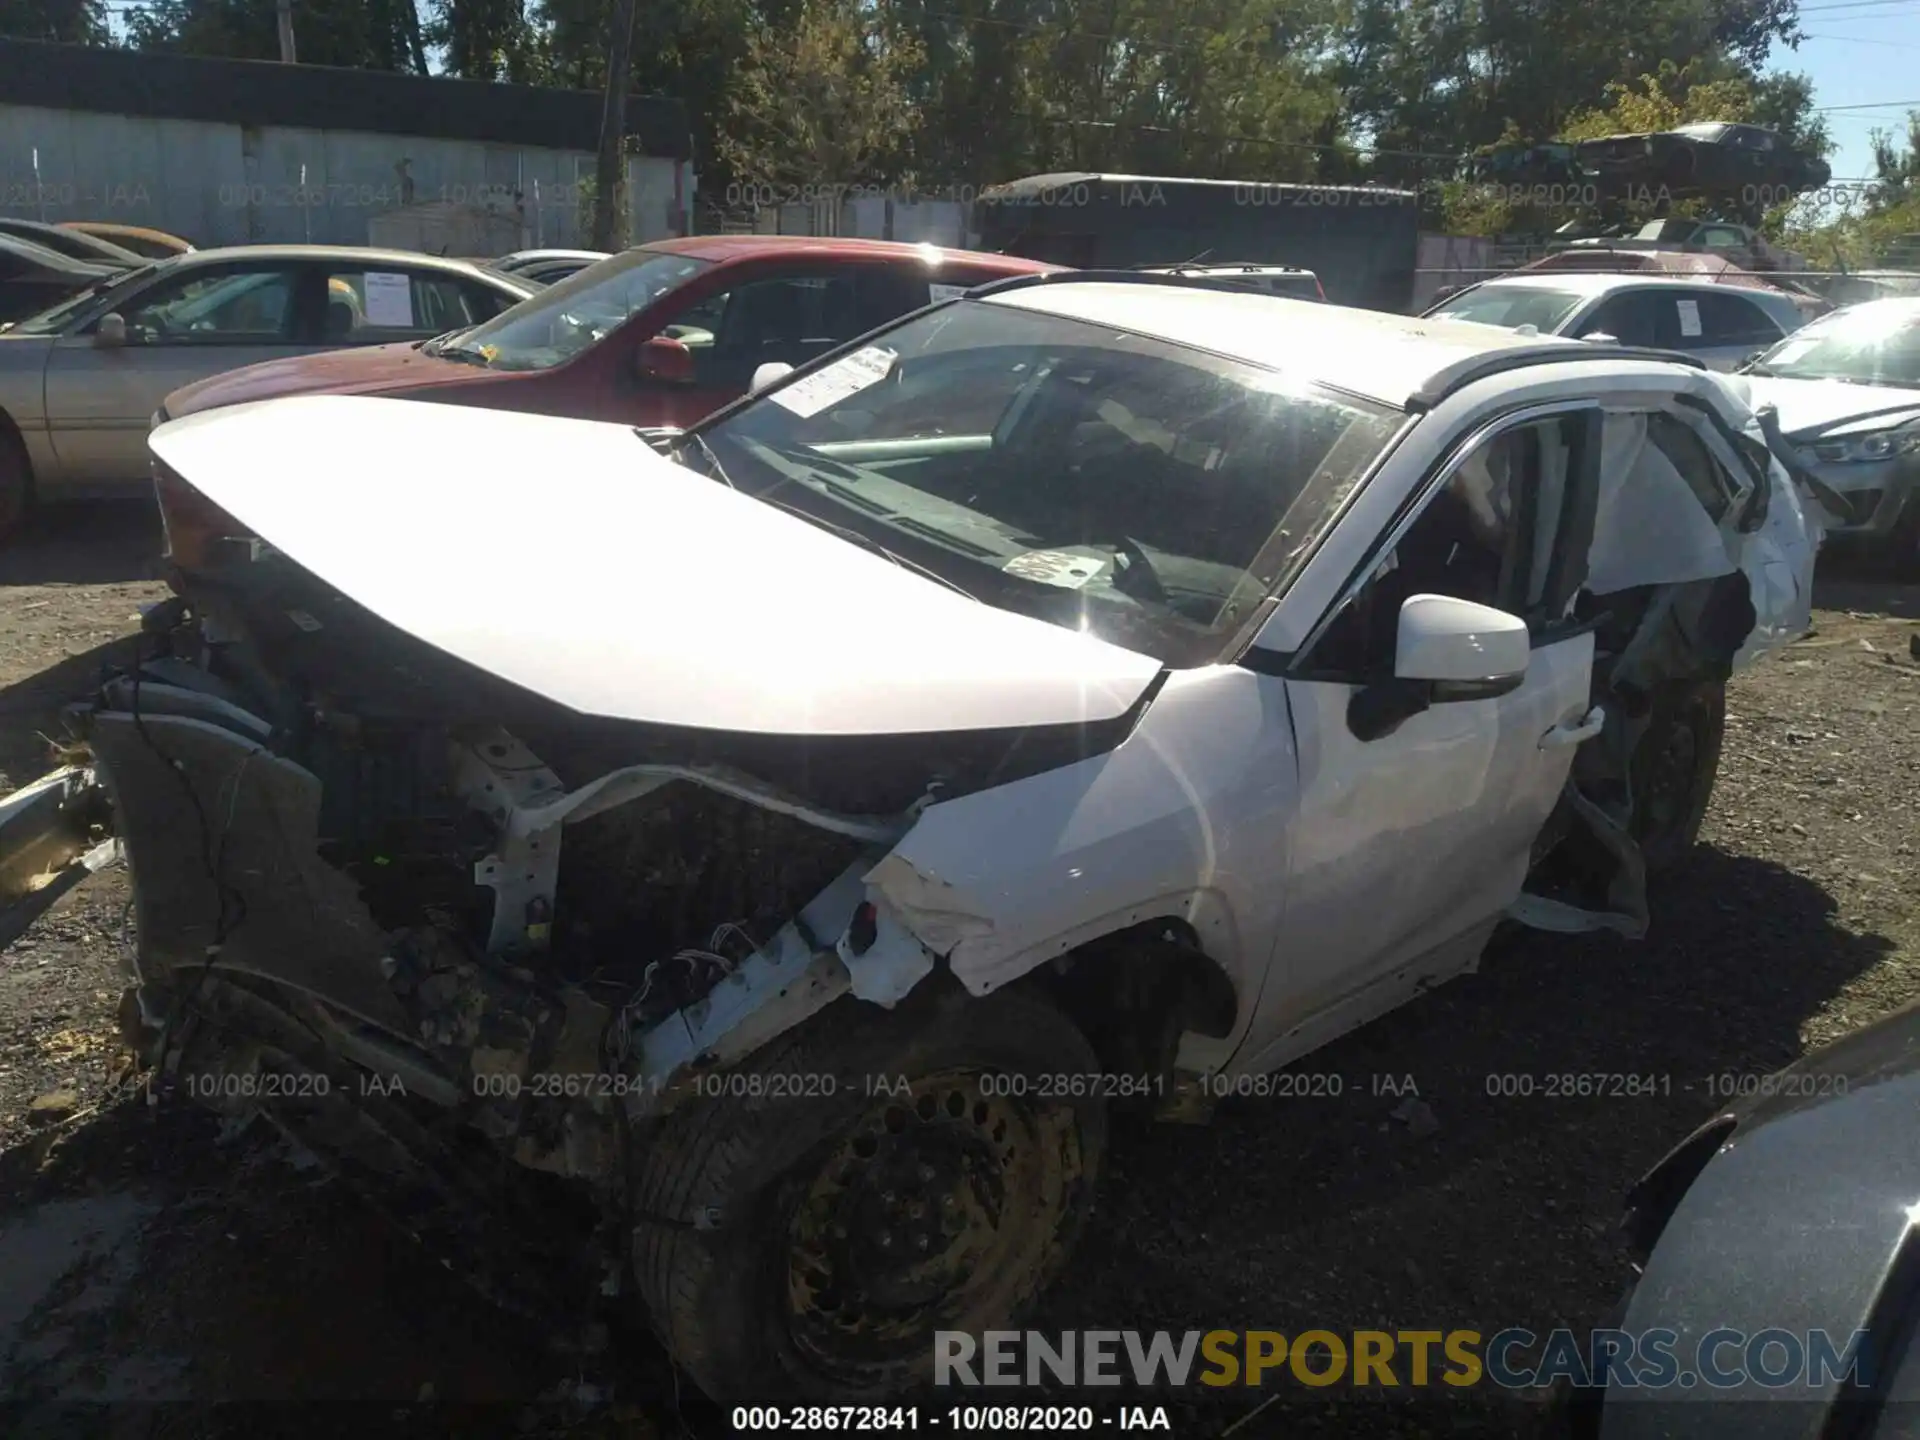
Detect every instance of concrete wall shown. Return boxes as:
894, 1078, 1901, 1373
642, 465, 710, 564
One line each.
1412, 233, 1499, 311
0, 104, 692, 252
739, 195, 972, 248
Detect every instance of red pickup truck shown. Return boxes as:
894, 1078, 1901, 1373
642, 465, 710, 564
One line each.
159, 236, 1057, 429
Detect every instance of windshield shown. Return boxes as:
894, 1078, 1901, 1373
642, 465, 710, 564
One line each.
1749, 302, 1920, 387
435, 247, 713, 370
6, 262, 162, 335
1428, 285, 1587, 332
696, 299, 1404, 667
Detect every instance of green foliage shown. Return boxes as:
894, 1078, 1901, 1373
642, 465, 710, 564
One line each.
69, 0, 1842, 241
0, 0, 108, 43
122, 0, 426, 71
717, 0, 924, 192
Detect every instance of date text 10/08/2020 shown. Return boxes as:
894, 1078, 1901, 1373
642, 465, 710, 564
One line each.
729, 1406, 1175, 1432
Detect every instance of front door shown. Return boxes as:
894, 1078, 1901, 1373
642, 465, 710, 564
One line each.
1235, 406, 1605, 1073
43, 260, 316, 488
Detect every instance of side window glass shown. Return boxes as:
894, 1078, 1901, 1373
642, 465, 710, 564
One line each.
1587, 293, 1663, 347
322, 268, 483, 343
1311, 417, 1575, 676
461, 283, 519, 323
121, 268, 298, 344
687, 274, 875, 388
1697, 293, 1782, 348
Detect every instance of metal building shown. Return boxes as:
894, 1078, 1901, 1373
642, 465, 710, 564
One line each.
0, 39, 696, 253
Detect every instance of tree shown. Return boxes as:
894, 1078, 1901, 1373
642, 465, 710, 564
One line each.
125, 0, 426, 70
717, 0, 924, 195
0, 0, 109, 43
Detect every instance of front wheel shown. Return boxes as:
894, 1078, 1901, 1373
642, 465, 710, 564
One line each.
631, 982, 1106, 1404
1629, 680, 1727, 874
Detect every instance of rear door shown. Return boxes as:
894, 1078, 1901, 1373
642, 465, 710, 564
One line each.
42, 258, 317, 487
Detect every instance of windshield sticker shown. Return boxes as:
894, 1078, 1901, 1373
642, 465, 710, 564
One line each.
928, 283, 968, 303
769, 346, 899, 417
362, 272, 414, 328
1003, 550, 1110, 590
1676, 298, 1703, 338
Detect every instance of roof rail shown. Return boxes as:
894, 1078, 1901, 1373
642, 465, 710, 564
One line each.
1408, 344, 1710, 410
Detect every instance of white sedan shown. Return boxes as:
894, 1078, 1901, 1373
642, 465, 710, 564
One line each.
76, 274, 1819, 1405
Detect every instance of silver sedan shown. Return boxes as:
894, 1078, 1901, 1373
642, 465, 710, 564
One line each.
1736, 297, 1920, 559
0, 245, 536, 536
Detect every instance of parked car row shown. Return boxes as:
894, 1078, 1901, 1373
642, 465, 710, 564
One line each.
1426, 275, 1920, 565
2, 220, 1913, 567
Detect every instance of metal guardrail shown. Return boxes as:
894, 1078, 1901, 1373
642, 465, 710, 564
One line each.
0, 764, 118, 952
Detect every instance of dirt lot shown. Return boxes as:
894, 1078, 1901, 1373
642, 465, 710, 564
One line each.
1, 503, 1916, 1439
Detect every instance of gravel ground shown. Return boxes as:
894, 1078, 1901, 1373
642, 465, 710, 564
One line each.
0, 503, 1916, 1439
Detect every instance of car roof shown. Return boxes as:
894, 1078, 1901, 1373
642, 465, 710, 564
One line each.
497, 249, 607, 263
154, 244, 532, 285
979, 279, 1666, 408
1154, 263, 1318, 276
1822, 295, 1920, 322
1464, 271, 1774, 297
63, 222, 193, 249
0, 231, 115, 272
638, 234, 1058, 273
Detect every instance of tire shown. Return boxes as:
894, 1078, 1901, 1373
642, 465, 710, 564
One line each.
0, 425, 32, 545
632, 981, 1107, 1405
1629, 679, 1727, 874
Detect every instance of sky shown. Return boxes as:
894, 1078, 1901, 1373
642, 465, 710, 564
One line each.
1775, 0, 1920, 189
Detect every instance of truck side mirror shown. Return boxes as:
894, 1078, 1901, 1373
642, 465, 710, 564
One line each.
95, 313, 128, 348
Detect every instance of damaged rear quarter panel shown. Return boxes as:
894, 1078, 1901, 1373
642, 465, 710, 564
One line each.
862, 666, 1297, 1059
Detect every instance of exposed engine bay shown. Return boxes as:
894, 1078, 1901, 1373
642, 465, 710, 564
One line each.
73, 544, 1149, 1314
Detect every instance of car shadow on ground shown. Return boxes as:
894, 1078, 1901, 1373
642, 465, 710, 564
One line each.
0, 503, 162, 589
1039, 846, 1891, 1430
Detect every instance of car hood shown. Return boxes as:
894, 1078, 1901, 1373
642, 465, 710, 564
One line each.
148, 395, 1165, 738
1734, 373, 1920, 439
162, 340, 491, 419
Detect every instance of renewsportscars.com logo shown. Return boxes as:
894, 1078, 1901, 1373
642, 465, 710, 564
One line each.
935, 1328, 1876, 1391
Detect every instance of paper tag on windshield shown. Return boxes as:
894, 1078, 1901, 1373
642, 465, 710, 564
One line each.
362, 272, 414, 327
928, 283, 967, 303
768, 346, 898, 417
1003, 550, 1109, 590
1676, 298, 1702, 338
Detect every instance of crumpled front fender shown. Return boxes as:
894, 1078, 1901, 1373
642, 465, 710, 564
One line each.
88, 709, 412, 1036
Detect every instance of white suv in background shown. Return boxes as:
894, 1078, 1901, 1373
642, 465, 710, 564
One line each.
1425, 273, 1808, 370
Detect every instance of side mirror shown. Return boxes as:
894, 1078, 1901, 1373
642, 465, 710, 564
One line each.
751, 361, 794, 394
1348, 595, 1531, 742
1395, 595, 1530, 691
1579, 330, 1619, 345
636, 334, 695, 385
94, 312, 128, 348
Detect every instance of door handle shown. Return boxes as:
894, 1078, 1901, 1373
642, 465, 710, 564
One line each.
1540, 704, 1606, 750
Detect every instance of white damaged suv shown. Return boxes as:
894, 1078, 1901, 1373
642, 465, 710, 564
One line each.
76, 272, 1819, 1403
